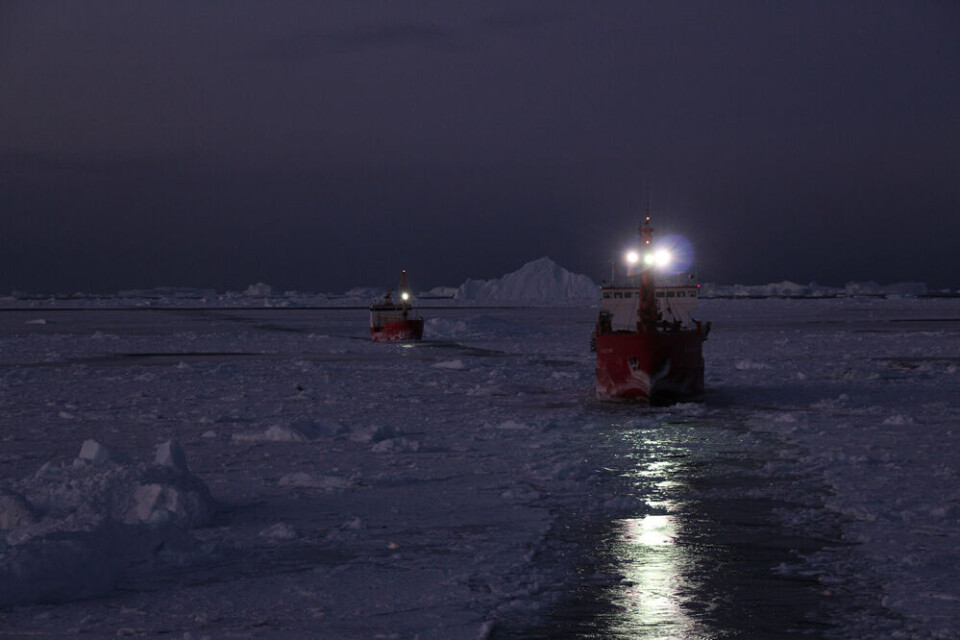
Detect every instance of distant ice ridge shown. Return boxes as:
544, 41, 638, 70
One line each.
343, 286, 386, 300
700, 280, 930, 298
454, 257, 598, 303
422, 286, 459, 298
118, 286, 218, 300
243, 282, 273, 297
4, 272, 953, 310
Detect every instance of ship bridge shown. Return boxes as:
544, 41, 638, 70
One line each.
600, 284, 700, 332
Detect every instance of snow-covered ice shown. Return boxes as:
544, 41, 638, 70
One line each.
1, 292, 959, 638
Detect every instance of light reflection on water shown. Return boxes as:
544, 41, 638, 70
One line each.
606, 514, 711, 639
601, 426, 716, 639
517, 417, 828, 639
617, 516, 683, 621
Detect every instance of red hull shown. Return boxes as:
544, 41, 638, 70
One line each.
371, 318, 424, 342
595, 330, 704, 403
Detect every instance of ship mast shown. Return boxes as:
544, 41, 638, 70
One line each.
637, 214, 658, 332
399, 269, 410, 312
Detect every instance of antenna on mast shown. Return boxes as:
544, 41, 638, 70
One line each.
639, 211, 653, 247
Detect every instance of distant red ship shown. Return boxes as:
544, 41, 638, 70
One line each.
593, 215, 710, 403
370, 270, 424, 342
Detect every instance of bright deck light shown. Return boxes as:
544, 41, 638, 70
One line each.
653, 234, 694, 273
626, 251, 640, 265
654, 249, 672, 267
400, 292, 410, 301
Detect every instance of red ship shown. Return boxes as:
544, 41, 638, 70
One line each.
370, 270, 424, 342
593, 216, 710, 403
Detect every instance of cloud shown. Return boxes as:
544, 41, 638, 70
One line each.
479, 9, 563, 31
250, 9, 562, 62
332, 23, 448, 48
0, 150, 198, 184
252, 23, 450, 61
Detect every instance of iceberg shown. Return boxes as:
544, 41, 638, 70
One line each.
453, 257, 598, 303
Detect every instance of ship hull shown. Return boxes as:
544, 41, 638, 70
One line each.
595, 330, 704, 403
371, 318, 424, 342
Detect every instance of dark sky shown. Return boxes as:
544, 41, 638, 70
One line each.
2, 1, 959, 294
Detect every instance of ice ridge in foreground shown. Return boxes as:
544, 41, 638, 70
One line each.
0, 439, 214, 607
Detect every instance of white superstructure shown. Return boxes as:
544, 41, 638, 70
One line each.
599, 284, 700, 331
